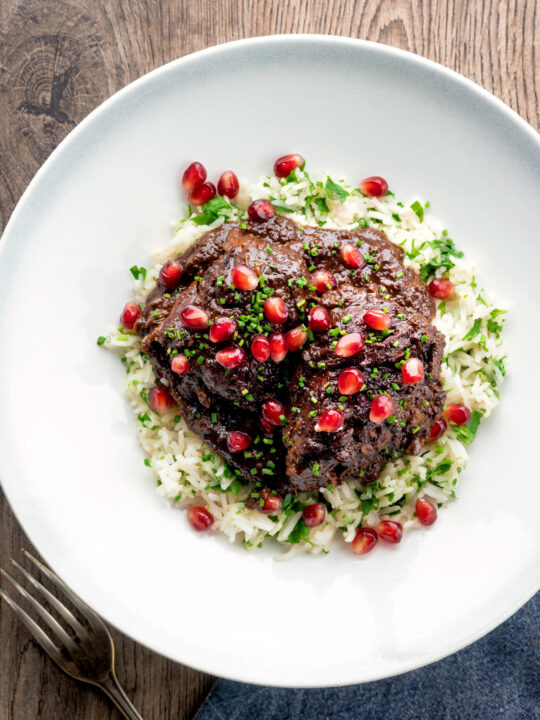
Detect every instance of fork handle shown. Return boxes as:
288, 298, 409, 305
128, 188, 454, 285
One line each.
98, 669, 144, 720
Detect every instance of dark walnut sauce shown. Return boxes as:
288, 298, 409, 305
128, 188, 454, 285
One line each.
137, 216, 446, 504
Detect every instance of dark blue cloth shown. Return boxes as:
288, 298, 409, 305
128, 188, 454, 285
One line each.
195, 593, 539, 720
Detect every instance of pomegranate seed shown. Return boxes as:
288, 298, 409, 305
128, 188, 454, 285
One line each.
352, 527, 378, 555
247, 199, 275, 222
215, 346, 247, 369
311, 268, 337, 293
269, 332, 288, 362
416, 498, 437, 526
209, 316, 237, 343
261, 399, 286, 427
338, 367, 365, 395
360, 176, 389, 197
171, 354, 189, 375
120, 302, 141, 330
402, 357, 425, 385
308, 306, 330, 332
315, 409, 345, 432
226, 430, 252, 453
259, 493, 283, 514
180, 304, 209, 329
182, 162, 207, 192
189, 182, 216, 206
376, 520, 403, 543
302, 503, 326, 527
231, 264, 259, 291
273, 153, 305, 178
285, 326, 308, 351
148, 386, 174, 413
217, 171, 239, 199
260, 416, 275, 435
187, 505, 213, 531
251, 334, 271, 362
340, 243, 365, 269
429, 417, 447, 440
443, 404, 472, 425
363, 308, 390, 331
334, 332, 364, 357
264, 297, 289, 324
369, 394, 395, 423
428, 278, 454, 300
159, 260, 183, 290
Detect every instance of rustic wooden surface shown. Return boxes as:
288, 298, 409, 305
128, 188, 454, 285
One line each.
0, 1, 538, 718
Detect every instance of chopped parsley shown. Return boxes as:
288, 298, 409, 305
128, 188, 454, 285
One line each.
410, 201, 424, 222
454, 410, 483, 445
419, 237, 464, 282
492, 357, 506, 376
314, 197, 330, 214
129, 265, 147, 280
229, 479, 245, 496
192, 195, 231, 225
434, 459, 452, 475
287, 519, 310, 544
406, 239, 423, 261
462, 318, 482, 342
325, 177, 349, 203
487, 309, 506, 339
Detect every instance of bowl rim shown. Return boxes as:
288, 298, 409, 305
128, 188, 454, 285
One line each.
2, 33, 539, 250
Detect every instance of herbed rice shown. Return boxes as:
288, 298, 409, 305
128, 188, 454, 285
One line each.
101, 167, 507, 557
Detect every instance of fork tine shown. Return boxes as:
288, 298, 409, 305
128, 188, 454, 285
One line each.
10, 559, 87, 637
1, 568, 77, 654
0, 586, 65, 667
21, 550, 108, 635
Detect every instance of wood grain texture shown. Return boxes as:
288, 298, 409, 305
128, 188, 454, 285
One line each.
0, 1, 538, 718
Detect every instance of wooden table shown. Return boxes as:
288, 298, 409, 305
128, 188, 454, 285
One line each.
0, 1, 538, 718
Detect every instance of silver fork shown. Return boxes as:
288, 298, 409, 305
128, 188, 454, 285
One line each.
0, 549, 143, 720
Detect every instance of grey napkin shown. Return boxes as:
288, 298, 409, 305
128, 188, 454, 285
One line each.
195, 593, 539, 720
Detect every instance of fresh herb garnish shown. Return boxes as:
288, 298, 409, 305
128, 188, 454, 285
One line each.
130, 265, 147, 280
462, 318, 482, 341
287, 519, 310, 544
410, 201, 424, 222
314, 197, 330, 214
325, 177, 349, 203
454, 410, 483, 445
419, 237, 464, 281
192, 196, 231, 225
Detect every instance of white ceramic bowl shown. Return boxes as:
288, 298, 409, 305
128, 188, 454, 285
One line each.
1, 36, 539, 687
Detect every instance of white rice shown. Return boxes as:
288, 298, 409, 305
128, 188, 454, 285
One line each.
102, 168, 506, 557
